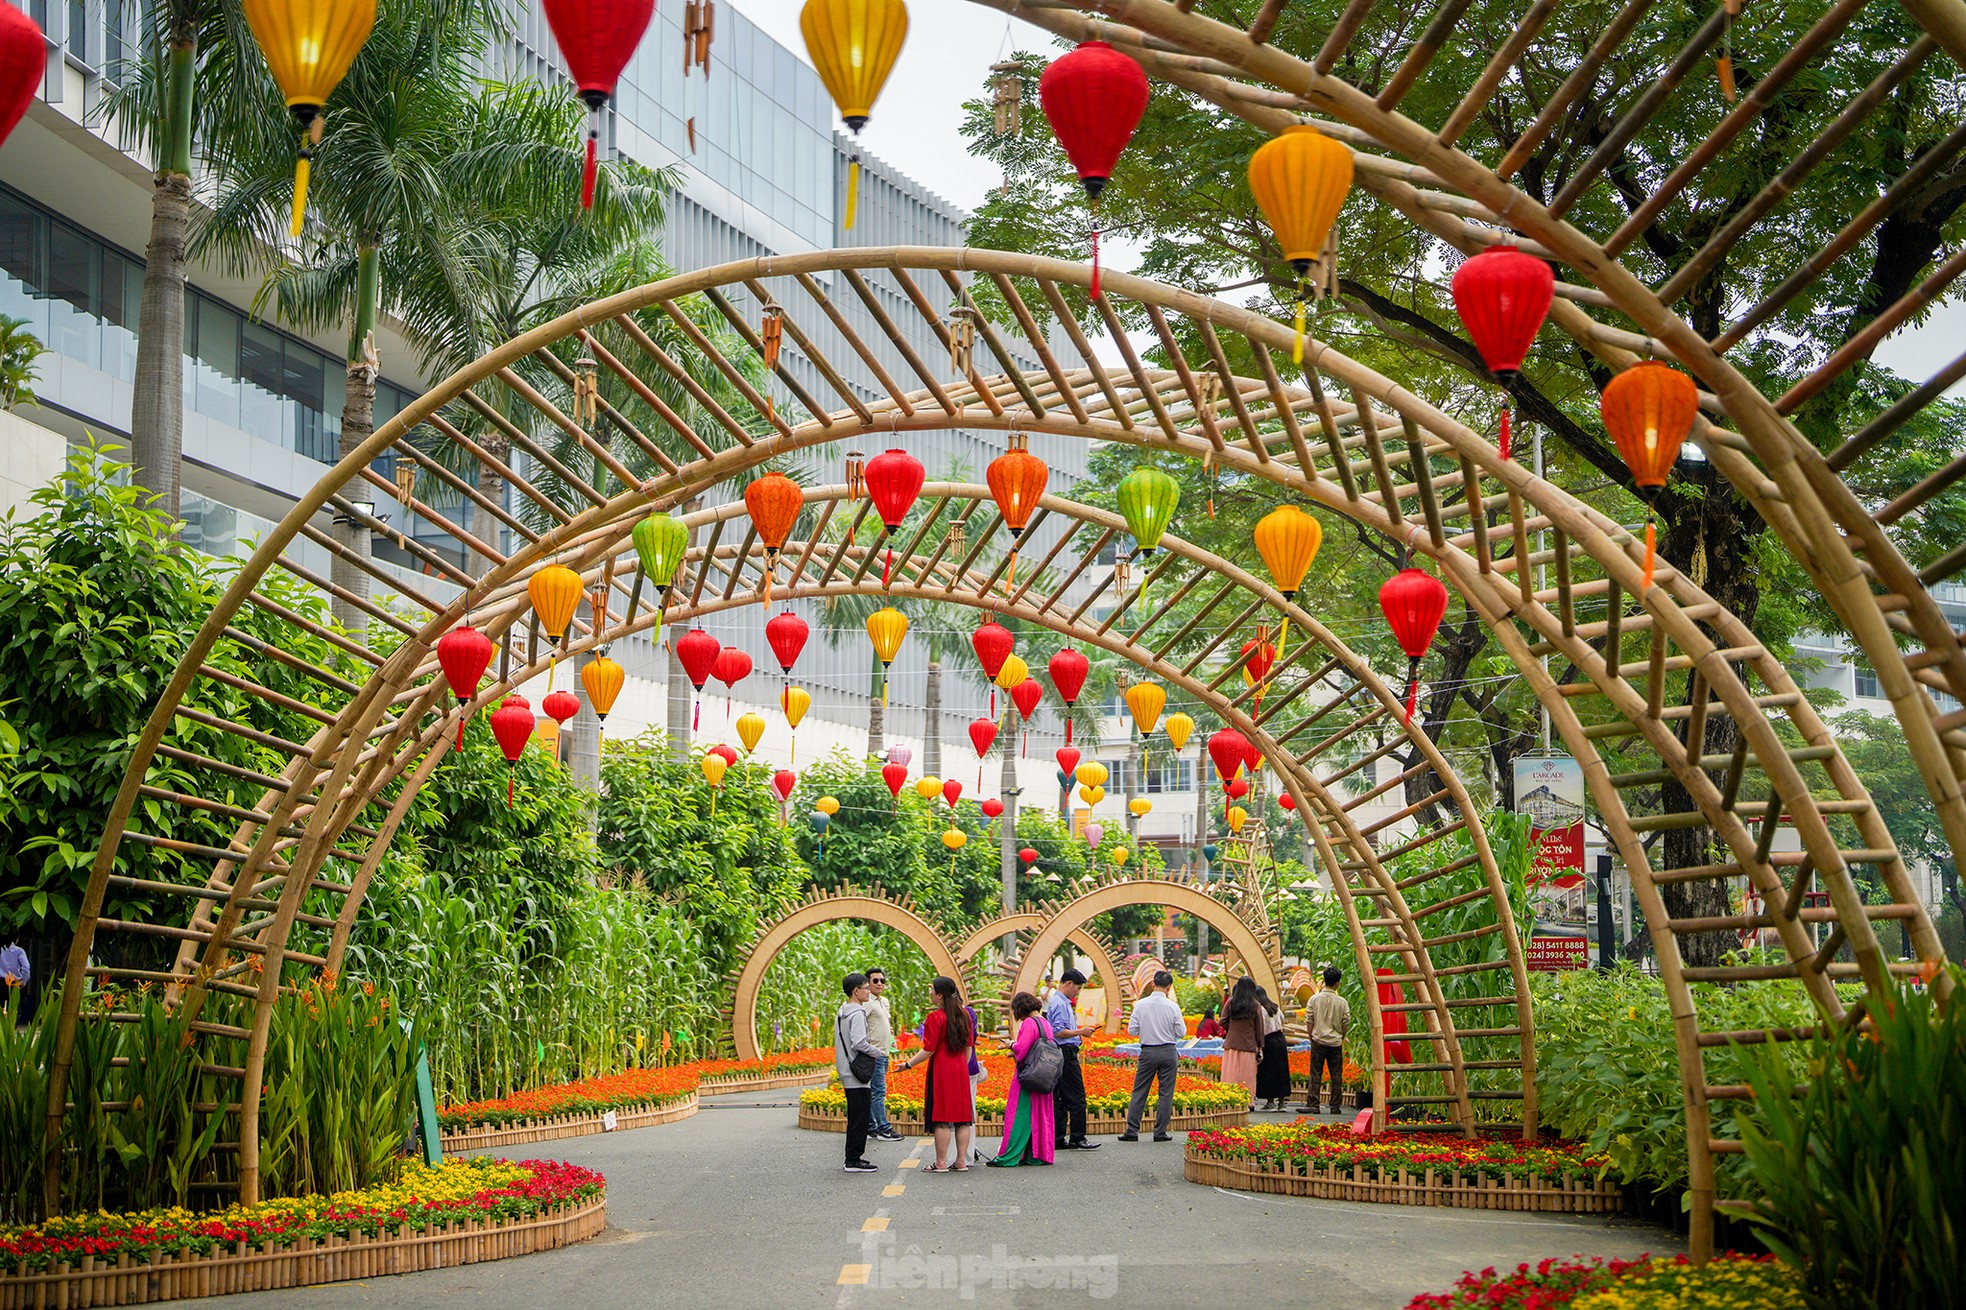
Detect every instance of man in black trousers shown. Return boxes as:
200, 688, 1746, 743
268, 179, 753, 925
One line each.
1044, 969, 1101, 1151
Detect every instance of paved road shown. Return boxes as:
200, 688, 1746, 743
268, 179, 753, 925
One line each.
199, 1092, 1680, 1309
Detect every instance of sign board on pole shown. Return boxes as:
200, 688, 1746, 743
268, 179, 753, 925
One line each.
1514, 755, 1586, 889
1526, 936, 1590, 972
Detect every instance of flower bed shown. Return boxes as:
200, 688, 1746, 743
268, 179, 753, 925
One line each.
797, 1050, 1250, 1134
438, 1064, 701, 1149
695, 1048, 836, 1094
0, 1158, 605, 1308
1184, 1123, 1620, 1213
1405, 1254, 1800, 1308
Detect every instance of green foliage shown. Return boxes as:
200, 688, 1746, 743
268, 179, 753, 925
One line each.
0, 315, 44, 410
1727, 971, 1965, 1308
0, 987, 52, 1222
755, 923, 937, 1052
1532, 966, 1833, 1197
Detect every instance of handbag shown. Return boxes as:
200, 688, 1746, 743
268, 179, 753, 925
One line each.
1016, 1019, 1065, 1094
837, 1014, 877, 1084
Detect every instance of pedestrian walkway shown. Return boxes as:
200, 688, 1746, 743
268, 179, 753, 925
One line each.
193, 1092, 1679, 1309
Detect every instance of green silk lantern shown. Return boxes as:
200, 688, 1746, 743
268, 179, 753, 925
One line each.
1116, 466, 1179, 556
632, 512, 689, 637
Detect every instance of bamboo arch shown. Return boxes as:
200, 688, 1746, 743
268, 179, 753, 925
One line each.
725, 888, 965, 1062
953, 914, 1127, 1038
46, 252, 1941, 1259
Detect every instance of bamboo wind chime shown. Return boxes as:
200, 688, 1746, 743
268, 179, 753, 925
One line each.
844, 448, 864, 545
572, 355, 600, 424
760, 302, 783, 424
684, 0, 714, 150
990, 62, 1022, 136
949, 307, 978, 380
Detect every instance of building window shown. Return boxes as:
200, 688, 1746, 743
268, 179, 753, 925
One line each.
1853, 664, 1880, 699
1144, 759, 1192, 793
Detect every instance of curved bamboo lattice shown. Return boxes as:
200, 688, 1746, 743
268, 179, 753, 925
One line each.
952, 912, 1128, 1037
45, 252, 1943, 1258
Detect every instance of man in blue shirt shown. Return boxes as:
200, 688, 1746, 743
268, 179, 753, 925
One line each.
1044, 969, 1100, 1151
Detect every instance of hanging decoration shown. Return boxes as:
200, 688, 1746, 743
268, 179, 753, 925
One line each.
490, 695, 535, 808
1083, 823, 1105, 849
1116, 465, 1179, 558
968, 716, 997, 792
0, 7, 45, 150
436, 624, 496, 750
1129, 797, 1151, 818
571, 355, 601, 424
941, 826, 966, 876
1019, 846, 1040, 866
744, 472, 803, 601
1225, 777, 1250, 801
736, 711, 767, 755
766, 611, 809, 681
1056, 746, 1081, 779
888, 744, 913, 769
683, 0, 714, 76
1450, 245, 1554, 461
1278, 792, 1296, 812
1717, 0, 1741, 101
816, 795, 840, 816
632, 511, 690, 639
1207, 728, 1250, 786
865, 606, 908, 710
675, 628, 721, 731
708, 743, 739, 769
701, 750, 729, 816
1163, 712, 1194, 754
995, 655, 1029, 697
1078, 783, 1105, 806
1112, 846, 1128, 867
771, 769, 797, 821
942, 778, 963, 809
971, 619, 1014, 716
1247, 124, 1354, 362
801, 0, 907, 230
863, 448, 925, 586
241, 0, 377, 236
1379, 567, 1450, 722
981, 797, 1004, 821
881, 760, 910, 806
989, 60, 1022, 136
540, 0, 657, 208
1010, 676, 1042, 756
949, 307, 978, 379
1124, 679, 1165, 774
1037, 41, 1149, 299
528, 564, 584, 689
915, 776, 942, 801
542, 689, 580, 742
986, 435, 1048, 586
712, 646, 752, 717
1048, 648, 1089, 744
1601, 361, 1699, 589
580, 652, 624, 755
781, 685, 812, 762
810, 808, 831, 854
1253, 505, 1322, 602
1226, 805, 1249, 835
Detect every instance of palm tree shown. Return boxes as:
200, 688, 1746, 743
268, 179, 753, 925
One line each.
103, 0, 285, 521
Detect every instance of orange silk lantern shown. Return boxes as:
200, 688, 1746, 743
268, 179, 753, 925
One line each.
987, 438, 1048, 585
744, 472, 804, 599
581, 651, 625, 754
1601, 361, 1698, 589
1247, 124, 1353, 362
529, 564, 584, 689
1253, 506, 1321, 601
866, 606, 908, 711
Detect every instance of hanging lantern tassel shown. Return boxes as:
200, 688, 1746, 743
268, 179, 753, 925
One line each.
457, 713, 467, 752
509, 771, 517, 808
1500, 404, 1514, 462
846, 149, 861, 231
1404, 655, 1423, 723
290, 115, 323, 238
581, 100, 602, 210
1292, 268, 1308, 366
1718, 0, 1740, 101
1089, 204, 1102, 301
1642, 494, 1660, 590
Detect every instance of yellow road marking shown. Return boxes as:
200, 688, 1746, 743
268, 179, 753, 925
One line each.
898, 1157, 919, 1168
882, 1184, 905, 1196
838, 1264, 871, 1286
862, 1216, 889, 1232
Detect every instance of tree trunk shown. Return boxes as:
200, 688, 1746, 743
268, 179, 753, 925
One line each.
866, 658, 885, 760
923, 654, 942, 780
566, 648, 602, 789
131, 172, 192, 523
331, 264, 379, 639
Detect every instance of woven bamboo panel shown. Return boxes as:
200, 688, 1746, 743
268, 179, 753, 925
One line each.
1183, 1152, 1621, 1214
438, 1093, 698, 1153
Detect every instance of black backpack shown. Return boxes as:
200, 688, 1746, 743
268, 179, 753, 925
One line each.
1016, 1021, 1064, 1094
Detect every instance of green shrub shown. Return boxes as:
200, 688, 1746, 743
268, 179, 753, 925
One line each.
1726, 969, 1964, 1308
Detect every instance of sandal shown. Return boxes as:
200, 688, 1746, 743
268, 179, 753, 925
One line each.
952, 1163, 971, 1172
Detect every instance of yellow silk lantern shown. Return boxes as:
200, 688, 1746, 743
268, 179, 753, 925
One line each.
1163, 711, 1194, 752
529, 563, 584, 690
581, 652, 625, 753
801, 0, 907, 230
995, 654, 1029, 692
866, 605, 908, 710
1247, 124, 1354, 362
941, 827, 966, 850
241, 0, 377, 236
736, 711, 766, 754
1112, 846, 1128, 866
1074, 761, 1109, 788
781, 684, 811, 762
1254, 505, 1322, 602
1128, 797, 1151, 818
1079, 784, 1106, 806
1226, 804, 1248, 834
1124, 681, 1165, 736
817, 795, 841, 816
701, 753, 728, 787
916, 776, 942, 800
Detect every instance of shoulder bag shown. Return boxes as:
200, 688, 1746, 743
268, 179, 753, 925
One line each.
837, 1014, 877, 1084
1016, 1018, 1065, 1094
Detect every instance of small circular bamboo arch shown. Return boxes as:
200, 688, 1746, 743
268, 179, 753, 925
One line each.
953, 913, 1127, 1037
727, 888, 965, 1061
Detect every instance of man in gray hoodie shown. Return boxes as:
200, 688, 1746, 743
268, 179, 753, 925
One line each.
836, 973, 885, 1173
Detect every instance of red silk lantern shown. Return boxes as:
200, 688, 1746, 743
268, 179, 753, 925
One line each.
1245, 737, 1262, 777
1225, 777, 1250, 801
1056, 746, 1080, 778
675, 628, 720, 731
968, 717, 998, 759
863, 448, 925, 586
765, 611, 809, 676
1011, 678, 1042, 720
490, 695, 535, 807
709, 743, 739, 769
1240, 637, 1276, 686
1208, 728, 1250, 784
436, 624, 496, 750
881, 761, 909, 801
1038, 41, 1149, 299
1450, 246, 1554, 461
981, 797, 1004, 820
1019, 846, 1040, 865
542, 688, 581, 727
1278, 792, 1296, 812
772, 769, 798, 803
1049, 648, 1089, 744
1379, 567, 1449, 723
972, 621, 1014, 679
712, 646, 752, 691
1601, 361, 1699, 590
942, 778, 963, 808
542, 0, 656, 208
0, 6, 43, 149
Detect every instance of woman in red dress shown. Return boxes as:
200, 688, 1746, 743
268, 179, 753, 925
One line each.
897, 975, 976, 1172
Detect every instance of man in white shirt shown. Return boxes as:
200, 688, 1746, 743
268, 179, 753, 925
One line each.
861, 966, 903, 1141
1118, 970, 1185, 1142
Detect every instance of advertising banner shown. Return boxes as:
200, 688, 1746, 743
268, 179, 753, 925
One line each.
1514, 755, 1586, 889
1526, 936, 1590, 972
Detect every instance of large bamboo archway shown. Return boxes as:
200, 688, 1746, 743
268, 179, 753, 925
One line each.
47, 252, 1943, 1255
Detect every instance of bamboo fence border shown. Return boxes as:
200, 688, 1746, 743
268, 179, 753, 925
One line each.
1183, 1149, 1621, 1214
0, 1197, 608, 1310
696, 1068, 836, 1096
795, 1103, 1250, 1137
438, 1092, 698, 1153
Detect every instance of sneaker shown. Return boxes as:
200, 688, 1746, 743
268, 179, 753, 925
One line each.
1116, 1132, 1139, 1142
1153, 1133, 1173, 1142
844, 1159, 880, 1173
876, 1128, 905, 1141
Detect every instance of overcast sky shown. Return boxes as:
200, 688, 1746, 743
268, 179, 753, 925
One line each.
732, 0, 1957, 388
